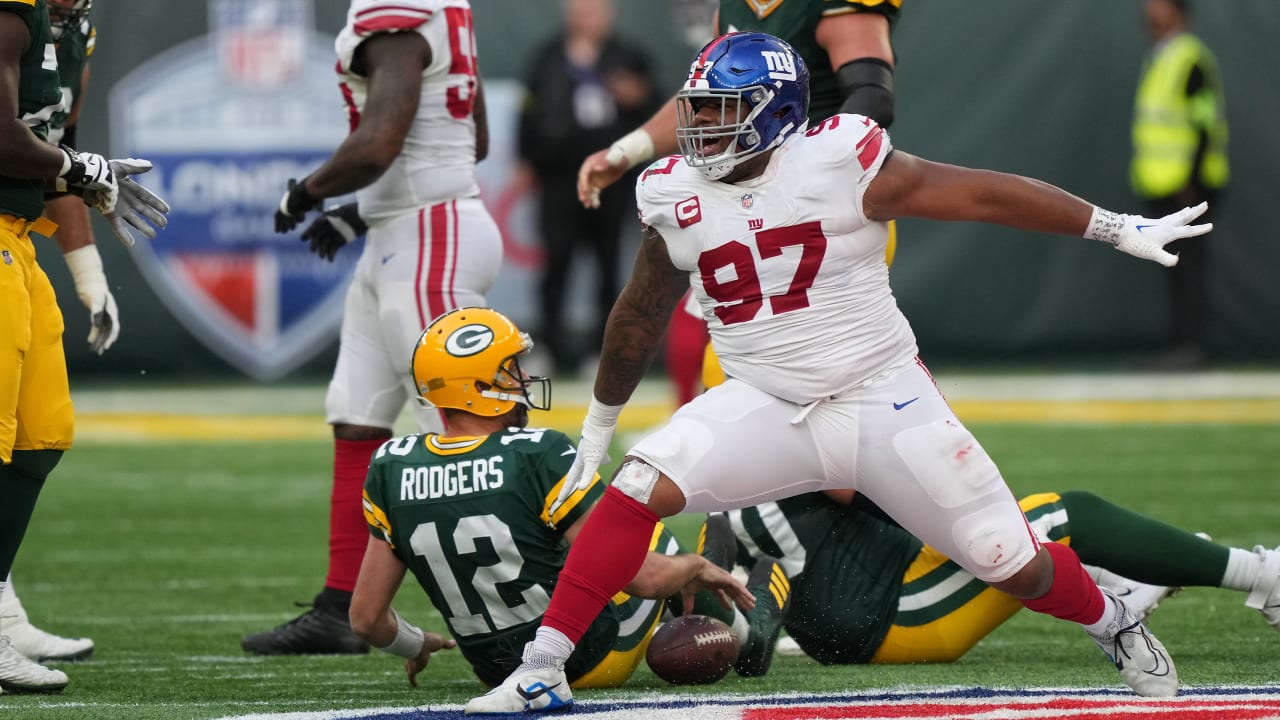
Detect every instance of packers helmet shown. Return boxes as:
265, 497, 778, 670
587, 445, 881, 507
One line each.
412, 307, 551, 417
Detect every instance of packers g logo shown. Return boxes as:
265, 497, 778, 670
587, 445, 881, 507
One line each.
445, 324, 494, 357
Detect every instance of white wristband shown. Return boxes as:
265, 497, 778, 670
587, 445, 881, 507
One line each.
1084, 206, 1126, 247
586, 397, 625, 427
64, 244, 107, 292
376, 610, 426, 659
605, 129, 656, 171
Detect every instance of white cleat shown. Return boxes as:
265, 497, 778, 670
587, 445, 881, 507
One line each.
775, 635, 807, 658
464, 647, 573, 715
2, 618, 94, 663
1087, 566, 1178, 622
1246, 544, 1280, 629
1086, 588, 1178, 697
0, 635, 68, 694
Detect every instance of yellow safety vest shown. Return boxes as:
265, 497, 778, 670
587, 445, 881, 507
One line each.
1130, 33, 1229, 199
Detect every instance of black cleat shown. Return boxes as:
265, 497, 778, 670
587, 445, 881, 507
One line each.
241, 591, 369, 656
698, 513, 738, 572
733, 558, 791, 677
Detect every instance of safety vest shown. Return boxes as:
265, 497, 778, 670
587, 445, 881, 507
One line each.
1130, 33, 1229, 199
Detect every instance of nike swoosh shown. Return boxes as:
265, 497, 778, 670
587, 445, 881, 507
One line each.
1135, 224, 1156, 233
381, 253, 395, 264
893, 397, 919, 411
517, 682, 562, 702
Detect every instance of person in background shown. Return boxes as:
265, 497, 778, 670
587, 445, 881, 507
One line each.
243, 0, 501, 656
1131, 0, 1228, 370
516, 0, 658, 378
0, 0, 168, 693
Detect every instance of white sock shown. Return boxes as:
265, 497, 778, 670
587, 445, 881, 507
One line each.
1221, 547, 1264, 592
528, 626, 574, 663
729, 609, 750, 647
1082, 592, 1122, 636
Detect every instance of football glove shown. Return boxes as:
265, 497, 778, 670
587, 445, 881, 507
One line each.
1085, 202, 1212, 268
550, 398, 622, 516
275, 177, 321, 233
102, 160, 170, 247
64, 245, 120, 354
301, 202, 368, 261
56, 145, 117, 214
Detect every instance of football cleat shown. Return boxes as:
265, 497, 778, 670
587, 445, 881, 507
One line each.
1245, 544, 1280, 629
734, 558, 792, 678
698, 513, 737, 572
774, 634, 807, 658
464, 646, 572, 715
240, 592, 369, 656
0, 635, 68, 694
1086, 566, 1178, 622
1086, 588, 1178, 697
0, 591, 94, 663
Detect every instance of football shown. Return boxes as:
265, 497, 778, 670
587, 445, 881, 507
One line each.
645, 614, 740, 685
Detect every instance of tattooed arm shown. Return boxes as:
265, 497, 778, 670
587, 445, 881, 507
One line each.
592, 225, 690, 406
298, 32, 431, 200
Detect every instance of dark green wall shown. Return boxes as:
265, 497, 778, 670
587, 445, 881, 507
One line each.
46, 0, 1280, 379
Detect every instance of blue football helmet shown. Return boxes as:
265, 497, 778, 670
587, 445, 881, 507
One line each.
676, 32, 810, 180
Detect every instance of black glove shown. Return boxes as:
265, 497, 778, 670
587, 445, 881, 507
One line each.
301, 203, 368, 261
274, 177, 321, 234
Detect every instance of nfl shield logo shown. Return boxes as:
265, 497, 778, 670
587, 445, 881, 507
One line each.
109, 0, 353, 380
1, 250, 10, 265
740, 193, 754, 209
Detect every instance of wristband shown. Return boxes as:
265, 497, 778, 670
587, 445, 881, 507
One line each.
1084, 206, 1125, 247
585, 397, 625, 427
64, 244, 106, 285
605, 129, 656, 171
376, 610, 426, 659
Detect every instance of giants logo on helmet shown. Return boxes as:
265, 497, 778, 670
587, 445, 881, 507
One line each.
762, 50, 796, 81
445, 324, 495, 357
676, 196, 702, 228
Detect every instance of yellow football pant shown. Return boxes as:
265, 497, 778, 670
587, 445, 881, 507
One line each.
0, 214, 73, 464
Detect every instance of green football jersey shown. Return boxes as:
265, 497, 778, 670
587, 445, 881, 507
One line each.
48, 16, 94, 145
722, 491, 921, 664
363, 427, 616, 686
718, 0, 902, 125
0, 0, 64, 219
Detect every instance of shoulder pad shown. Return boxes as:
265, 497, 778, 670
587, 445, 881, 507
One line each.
349, 0, 441, 35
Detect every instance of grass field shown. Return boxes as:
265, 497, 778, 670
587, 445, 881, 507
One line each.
2, 380, 1279, 719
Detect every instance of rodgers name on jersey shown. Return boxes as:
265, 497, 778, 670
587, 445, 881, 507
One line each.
636, 113, 917, 405
395, 451, 505, 500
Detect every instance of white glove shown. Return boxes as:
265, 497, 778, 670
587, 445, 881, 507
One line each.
102, 160, 170, 246
64, 245, 120, 354
550, 398, 623, 516
1085, 202, 1212, 268
56, 146, 118, 214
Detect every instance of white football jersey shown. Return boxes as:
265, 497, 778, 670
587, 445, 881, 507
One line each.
336, 0, 480, 221
637, 115, 918, 405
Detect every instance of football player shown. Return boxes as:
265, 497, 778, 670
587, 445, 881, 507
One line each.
347, 307, 768, 694
467, 31, 1214, 713
0, 0, 168, 694
244, 0, 504, 656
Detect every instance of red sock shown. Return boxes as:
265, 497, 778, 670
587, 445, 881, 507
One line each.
665, 299, 709, 407
543, 486, 658, 643
1019, 541, 1106, 625
325, 438, 386, 592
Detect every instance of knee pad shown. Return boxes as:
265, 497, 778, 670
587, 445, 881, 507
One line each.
952, 510, 1037, 582
612, 459, 660, 504
836, 58, 896, 128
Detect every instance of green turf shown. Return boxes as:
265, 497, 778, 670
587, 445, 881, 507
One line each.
3, 423, 1278, 718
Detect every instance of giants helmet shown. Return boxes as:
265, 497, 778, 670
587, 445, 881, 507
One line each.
676, 31, 810, 180
412, 308, 551, 417
49, 0, 92, 40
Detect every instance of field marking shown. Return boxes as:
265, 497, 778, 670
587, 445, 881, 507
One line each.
72, 398, 1280, 442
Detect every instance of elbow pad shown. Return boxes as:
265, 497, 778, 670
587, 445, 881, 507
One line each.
835, 58, 896, 129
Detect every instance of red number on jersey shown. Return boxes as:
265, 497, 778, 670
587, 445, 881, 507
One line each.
444, 7, 478, 119
643, 156, 680, 180
805, 115, 840, 136
698, 221, 828, 325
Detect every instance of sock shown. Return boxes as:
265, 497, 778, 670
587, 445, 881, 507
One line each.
664, 303, 708, 407
325, 438, 387, 593
527, 626, 575, 664
0, 572, 23, 620
1062, 490, 1229, 587
1082, 592, 1122, 637
1223, 547, 1265, 592
1020, 541, 1108, 626
0, 450, 60, 579
541, 486, 658, 645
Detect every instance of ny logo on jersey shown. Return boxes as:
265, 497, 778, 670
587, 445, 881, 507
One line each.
676, 196, 703, 228
748, 218, 764, 231
762, 50, 797, 81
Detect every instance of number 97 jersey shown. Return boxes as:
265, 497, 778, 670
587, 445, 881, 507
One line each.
637, 115, 918, 406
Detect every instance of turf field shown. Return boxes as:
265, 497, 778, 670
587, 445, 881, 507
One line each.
3, 376, 1279, 719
